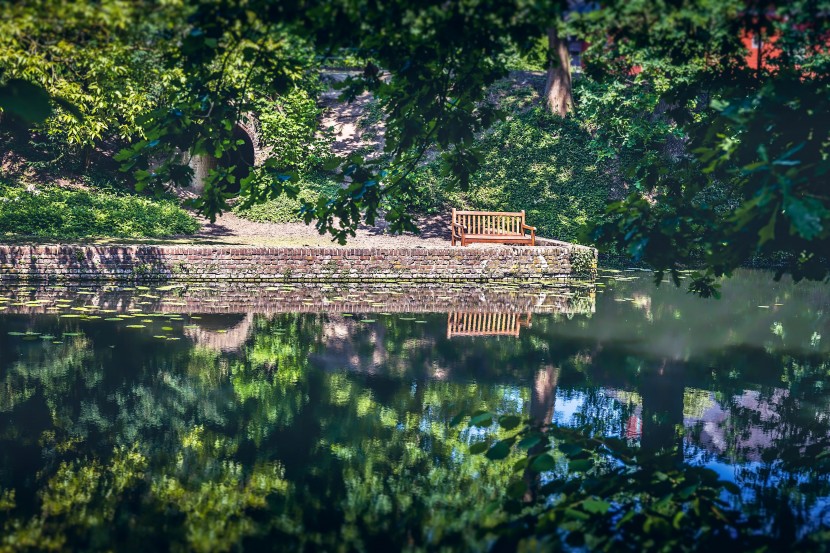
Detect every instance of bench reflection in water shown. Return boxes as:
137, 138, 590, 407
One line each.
446, 311, 532, 338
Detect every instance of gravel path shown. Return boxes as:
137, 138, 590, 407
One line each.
187, 211, 455, 247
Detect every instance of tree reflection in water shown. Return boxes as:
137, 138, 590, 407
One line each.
0, 270, 828, 550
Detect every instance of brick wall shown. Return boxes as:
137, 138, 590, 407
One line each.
0, 243, 597, 282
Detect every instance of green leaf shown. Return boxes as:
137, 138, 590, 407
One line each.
469, 411, 493, 427
559, 442, 584, 457
567, 459, 594, 472
721, 481, 740, 495
517, 434, 542, 450
616, 509, 636, 529
784, 196, 825, 240
582, 498, 611, 514
564, 508, 590, 521
0, 79, 52, 123
758, 209, 778, 246
498, 415, 522, 430
676, 483, 699, 499
506, 479, 527, 500
485, 440, 512, 460
530, 453, 556, 472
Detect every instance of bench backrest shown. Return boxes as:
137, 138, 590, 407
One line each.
452, 209, 525, 235
447, 311, 532, 338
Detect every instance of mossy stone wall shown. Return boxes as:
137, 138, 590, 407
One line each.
0, 244, 597, 282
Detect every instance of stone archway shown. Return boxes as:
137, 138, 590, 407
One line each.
188, 116, 264, 196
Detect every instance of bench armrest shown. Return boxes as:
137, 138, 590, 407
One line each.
452, 222, 467, 232
522, 224, 536, 231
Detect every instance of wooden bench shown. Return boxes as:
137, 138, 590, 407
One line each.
450, 209, 536, 246
447, 312, 532, 338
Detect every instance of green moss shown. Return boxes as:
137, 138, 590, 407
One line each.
0, 182, 199, 239
570, 247, 598, 277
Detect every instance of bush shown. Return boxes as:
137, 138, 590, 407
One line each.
411, 107, 611, 244
232, 173, 341, 224
0, 183, 199, 239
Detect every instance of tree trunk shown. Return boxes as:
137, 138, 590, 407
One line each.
524, 365, 560, 503
189, 153, 219, 196
81, 144, 93, 171
544, 26, 574, 117
755, 26, 763, 78
640, 360, 685, 461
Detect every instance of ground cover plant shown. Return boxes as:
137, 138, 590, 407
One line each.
232, 173, 340, 224
410, 88, 611, 243
0, 182, 198, 239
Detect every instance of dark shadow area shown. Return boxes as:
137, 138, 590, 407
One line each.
360, 212, 452, 240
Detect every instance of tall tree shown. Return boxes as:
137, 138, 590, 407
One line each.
545, 25, 574, 116
3, 0, 828, 293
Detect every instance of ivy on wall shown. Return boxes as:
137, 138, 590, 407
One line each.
411, 106, 612, 245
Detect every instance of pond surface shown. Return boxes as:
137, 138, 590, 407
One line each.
0, 270, 829, 551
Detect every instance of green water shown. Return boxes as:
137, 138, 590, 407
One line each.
0, 270, 828, 551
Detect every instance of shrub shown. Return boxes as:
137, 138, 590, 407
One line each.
232, 173, 341, 224
0, 183, 199, 239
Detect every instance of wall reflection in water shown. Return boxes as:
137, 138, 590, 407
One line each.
0, 271, 829, 549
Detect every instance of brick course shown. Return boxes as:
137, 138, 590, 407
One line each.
0, 243, 597, 282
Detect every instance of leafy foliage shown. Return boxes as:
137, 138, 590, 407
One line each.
459, 414, 824, 552
233, 173, 340, 224
0, 1, 180, 159
0, 183, 198, 239
413, 105, 610, 243
575, 0, 830, 295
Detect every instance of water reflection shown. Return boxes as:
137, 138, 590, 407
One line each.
0, 270, 828, 549
447, 312, 533, 338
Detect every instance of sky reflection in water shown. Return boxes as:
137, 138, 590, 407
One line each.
0, 270, 828, 550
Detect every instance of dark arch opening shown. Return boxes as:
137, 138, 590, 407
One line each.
219, 125, 255, 194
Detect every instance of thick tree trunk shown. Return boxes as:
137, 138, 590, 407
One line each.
189, 153, 218, 195
544, 26, 574, 117
81, 144, 93, 171
524, 365, 560, 503
640, 360, 685, 461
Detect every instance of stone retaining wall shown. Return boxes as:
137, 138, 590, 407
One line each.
0, 281, 596, 316
0, 243, 597, 282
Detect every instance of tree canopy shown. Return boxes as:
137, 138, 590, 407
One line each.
1, 0, 828, 292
